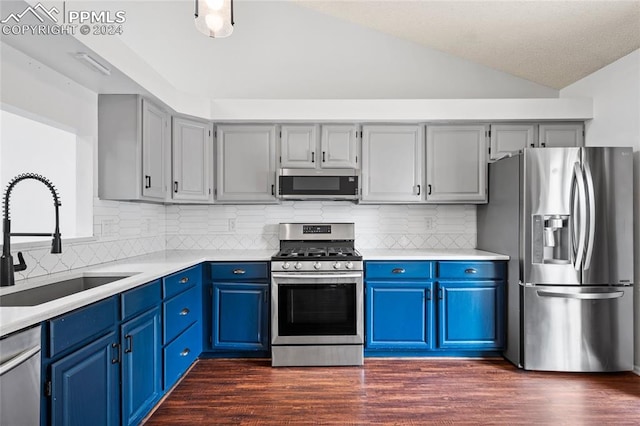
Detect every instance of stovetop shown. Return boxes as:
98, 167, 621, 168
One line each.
273, 246, 362, 260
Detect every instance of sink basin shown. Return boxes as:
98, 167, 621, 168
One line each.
0, 275, 134, 306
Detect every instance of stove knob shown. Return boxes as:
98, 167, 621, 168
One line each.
345, 261, 353, 270
314, 262, 322, 270
333, 262, 342, 269
281, 262, 291, 270
294, 262, 303, 270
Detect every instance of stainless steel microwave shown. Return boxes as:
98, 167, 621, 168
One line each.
279, 169, 359, 200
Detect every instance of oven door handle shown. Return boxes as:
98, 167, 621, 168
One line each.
271, 273, 363, 279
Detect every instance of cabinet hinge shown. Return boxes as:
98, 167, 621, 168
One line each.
355, 155, 358, 163
214, 130, 217, 138
209, 287, 213, 297
279, 156, 282, 163
209, 130, 212, 137
209, 336, 213, 344
279, 131, 282, 138
488, 146, 491, 154
45, 380, 52, 397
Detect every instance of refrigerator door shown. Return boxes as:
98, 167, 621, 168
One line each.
581, 147, 634, 285
524, 148, 581, 285
522, 284, 633, 372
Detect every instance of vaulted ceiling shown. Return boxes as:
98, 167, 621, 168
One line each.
294, 0, 640, 89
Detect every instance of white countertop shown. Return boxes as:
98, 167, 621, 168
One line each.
0, 248, 508, 337
359, 248, 509, 261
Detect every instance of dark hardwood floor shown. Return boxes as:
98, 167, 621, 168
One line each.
146, 358, 640, 425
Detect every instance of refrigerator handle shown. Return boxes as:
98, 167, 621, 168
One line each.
572, 162, 587, 271
536, 290, 624, 300
583, 161, 596, 270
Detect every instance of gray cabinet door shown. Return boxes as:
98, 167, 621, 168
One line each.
172, 117, 212, 202
490, 124, 535, 160
538, 123, 584, 147
426, 125, 487, 203
361, 125, 423, 202
280, 125, 317, 168
216, 125, 277, 202
141, 99, 168, 200
321, 125, 359, 169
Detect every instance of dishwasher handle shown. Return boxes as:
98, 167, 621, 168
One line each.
0, 346, 41, 376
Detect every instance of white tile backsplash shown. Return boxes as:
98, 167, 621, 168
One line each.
11, 200, 476, 281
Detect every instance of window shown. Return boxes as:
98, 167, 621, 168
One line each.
0, 109, 90, 244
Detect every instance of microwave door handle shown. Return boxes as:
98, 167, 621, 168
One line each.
583, 161, 596, 270
572, 162, 587, 271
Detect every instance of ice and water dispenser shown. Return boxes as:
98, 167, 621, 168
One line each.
532, 215, 570, 264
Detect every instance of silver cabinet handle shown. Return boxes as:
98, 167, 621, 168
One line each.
179, 308, 190, 316
179, 277, 189, 284
537, 290, 623, 300
233, 269, 246, 275
180, 348, 190, 357
0, 345, 40, 376
392, 268, 405, 274
465, 268, 477, 274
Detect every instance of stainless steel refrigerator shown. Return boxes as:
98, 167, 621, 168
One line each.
478, 147, 634, 372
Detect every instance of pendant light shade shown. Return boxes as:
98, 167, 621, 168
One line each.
195, 0, 234, 38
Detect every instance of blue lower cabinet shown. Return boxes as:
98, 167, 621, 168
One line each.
437, 281, 505, 350
164, 322, 202, 390
121, 307, 162, 426
50, 332, 120, 426
366, 282, 434, 350
212, 283, 269, 351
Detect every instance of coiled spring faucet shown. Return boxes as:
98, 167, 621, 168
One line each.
1, 173, 62, 286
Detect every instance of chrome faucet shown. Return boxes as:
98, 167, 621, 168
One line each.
1, 173, 62, 286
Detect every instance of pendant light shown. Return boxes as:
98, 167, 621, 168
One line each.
195, 0, 234, 38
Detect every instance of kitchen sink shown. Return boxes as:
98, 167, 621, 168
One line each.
0, 275, 136, 306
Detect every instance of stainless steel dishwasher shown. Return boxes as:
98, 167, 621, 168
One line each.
0, 326, 41, 426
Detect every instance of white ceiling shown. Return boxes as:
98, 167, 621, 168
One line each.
294, 0, 640, 90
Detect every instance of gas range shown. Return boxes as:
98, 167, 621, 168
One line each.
270, 223, 364, 367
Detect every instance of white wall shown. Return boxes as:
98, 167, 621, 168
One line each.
560, 49, 640, 373
0, 42, 166, 280
88, 0, 558, 100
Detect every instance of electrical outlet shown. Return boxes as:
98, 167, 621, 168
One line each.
228, 218, 236, 232
424, 217, 433, 230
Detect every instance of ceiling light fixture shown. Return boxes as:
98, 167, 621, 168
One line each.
195, 0, 234, 38
74, 52, 111, 76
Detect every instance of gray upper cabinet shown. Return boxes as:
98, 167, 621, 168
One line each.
426, 125, 487, 204
320, 125, 359, 169
172, 116, 213, 202
361, 125, 423, 202
216, 124, 278, 203
489, 124, 536, 160
538, 123, 584, 147
280, 124, 359, 169
280, 125, 317, 168
98, 95, 169, 202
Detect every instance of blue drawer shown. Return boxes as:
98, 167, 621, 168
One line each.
209, 262, 269, 281
437, 261, 505, 280
164, 322, 201, 390
121, 280, 161, 320
163, 286, 201, 344
48, 296, 117, 358
164, 265, 201, 299
365, 261, 434, 280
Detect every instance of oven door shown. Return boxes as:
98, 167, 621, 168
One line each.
271, 272, 363, 345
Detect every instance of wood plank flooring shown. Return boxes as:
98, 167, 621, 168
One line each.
145, 358, 640, 425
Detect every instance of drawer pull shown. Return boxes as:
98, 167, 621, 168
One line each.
465, 268, 477, 274
124, 334, 133, 354
392, 268, 406, 274
233, 269, 246, 275
179, 308, 190, 316
180, 348, 190, 357
179, 277, 189, 284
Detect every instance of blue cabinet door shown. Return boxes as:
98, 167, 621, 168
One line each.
437, 281, 504, 349
366, 281, 434, 350
50, 332, 120, 426
121, 307, 162, 426
212, 283, 269, 351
